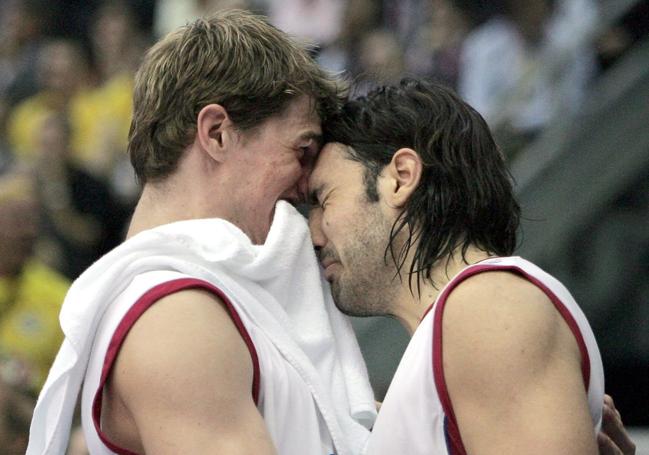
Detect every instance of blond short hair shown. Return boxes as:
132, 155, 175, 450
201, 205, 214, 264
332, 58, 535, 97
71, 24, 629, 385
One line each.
128, 9, 345, 183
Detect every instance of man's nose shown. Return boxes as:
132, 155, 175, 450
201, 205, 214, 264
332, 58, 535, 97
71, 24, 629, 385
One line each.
308, 208, 326, 251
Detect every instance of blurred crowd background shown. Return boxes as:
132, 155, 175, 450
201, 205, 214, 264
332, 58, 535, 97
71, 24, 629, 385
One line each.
0, 0, 647, 453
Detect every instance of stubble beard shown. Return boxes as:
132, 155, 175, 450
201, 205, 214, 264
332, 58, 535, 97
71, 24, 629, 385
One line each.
330, 206, 398, 318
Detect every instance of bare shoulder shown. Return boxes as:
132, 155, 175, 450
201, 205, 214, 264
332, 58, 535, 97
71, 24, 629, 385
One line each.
106, 289, 276, 453
112, 288, 254, 403
442, 269, 582, 384
442, 270, 596, 454
447, 269, 553, 309
444, 270, 563, 340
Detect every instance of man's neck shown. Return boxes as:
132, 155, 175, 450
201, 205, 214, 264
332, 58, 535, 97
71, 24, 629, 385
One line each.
127, 142, 235, 239
127, 162, 228, 239
127, 184, 180, 238
126, 148, 273, 244
390, 246, 494, 336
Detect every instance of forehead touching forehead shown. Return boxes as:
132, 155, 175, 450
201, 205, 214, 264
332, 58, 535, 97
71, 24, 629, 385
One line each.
309, 143, 341, 187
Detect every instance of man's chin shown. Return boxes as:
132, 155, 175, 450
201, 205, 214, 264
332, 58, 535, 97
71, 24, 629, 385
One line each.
330, 284, 354, 316
331, 285, 385, 318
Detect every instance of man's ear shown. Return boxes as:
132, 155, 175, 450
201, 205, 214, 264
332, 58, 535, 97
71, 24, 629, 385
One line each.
196, 104, 233, 163
380, 148, 422, 208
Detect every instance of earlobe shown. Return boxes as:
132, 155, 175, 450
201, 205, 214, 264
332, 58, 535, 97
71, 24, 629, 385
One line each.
383, 148, 422, 208
196, 104, 230, 163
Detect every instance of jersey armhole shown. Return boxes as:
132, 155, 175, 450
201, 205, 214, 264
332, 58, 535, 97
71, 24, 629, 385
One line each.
431, 264, 591, 455
91, 278, 261, 455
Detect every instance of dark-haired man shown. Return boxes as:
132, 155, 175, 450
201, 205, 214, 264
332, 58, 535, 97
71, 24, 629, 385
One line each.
308, 79, 635, 455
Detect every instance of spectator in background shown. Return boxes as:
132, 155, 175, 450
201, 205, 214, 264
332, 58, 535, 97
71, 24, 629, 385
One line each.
6, 39, 93, 164
458, 0, 598, 158
0, 170, 69, 395
79, 1, 146, 200
91, 1, 145, 84
34, 113, 125, 279
403, 0, 472, 88
265, 0, 346, 49
8, 2, 145, 217
382, 0, 432, 51
353, 28, 405, 94
0, 375, 34, 455
0, 0, 45, 107
596, 0, 649, 70
90, 1, 147, 84
317, 0, 381, 73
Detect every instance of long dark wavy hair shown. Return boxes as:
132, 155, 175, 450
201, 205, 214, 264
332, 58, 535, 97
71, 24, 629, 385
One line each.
323, 78, 521, 292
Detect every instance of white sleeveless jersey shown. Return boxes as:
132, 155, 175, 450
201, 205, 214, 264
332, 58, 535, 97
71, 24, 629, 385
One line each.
366, 256, 604, 455
81, 270, 337, 455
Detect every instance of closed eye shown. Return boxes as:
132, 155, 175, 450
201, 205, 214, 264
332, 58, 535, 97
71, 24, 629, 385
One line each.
316, 193, 330, 210
296, 136, 319, 164
308, 193, 321, 209
308, 184, 324, 208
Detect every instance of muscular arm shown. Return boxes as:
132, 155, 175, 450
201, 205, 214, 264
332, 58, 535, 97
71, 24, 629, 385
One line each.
108, 289, 277, 454
443, 272, 598, 455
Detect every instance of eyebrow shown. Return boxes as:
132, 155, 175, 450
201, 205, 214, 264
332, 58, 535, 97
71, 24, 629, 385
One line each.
298, 131, 323, 148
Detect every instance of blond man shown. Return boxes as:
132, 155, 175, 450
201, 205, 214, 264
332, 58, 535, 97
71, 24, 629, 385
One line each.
27, 11, 375, 455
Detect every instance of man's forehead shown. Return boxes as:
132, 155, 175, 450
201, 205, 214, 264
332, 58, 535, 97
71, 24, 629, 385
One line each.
309, 142, 349, 190
288, 94, 322, 128
311, 142, 339, 173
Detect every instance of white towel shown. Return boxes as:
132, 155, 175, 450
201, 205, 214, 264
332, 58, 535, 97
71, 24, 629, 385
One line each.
27, 201, 376, 455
